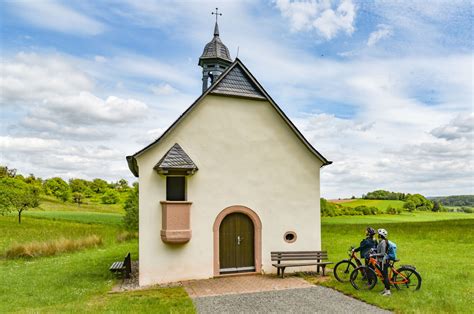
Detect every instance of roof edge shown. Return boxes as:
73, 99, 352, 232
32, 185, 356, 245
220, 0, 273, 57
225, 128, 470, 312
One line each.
126, 58, 331, 177
230, 58, 332, 166
128, 60, 240, 160
126, 155, 139, 177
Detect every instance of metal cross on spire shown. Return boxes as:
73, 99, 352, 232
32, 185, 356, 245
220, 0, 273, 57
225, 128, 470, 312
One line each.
212, 7, 222, 23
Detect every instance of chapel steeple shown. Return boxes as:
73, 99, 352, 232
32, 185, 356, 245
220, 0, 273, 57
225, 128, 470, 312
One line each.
198, 8, 232, 93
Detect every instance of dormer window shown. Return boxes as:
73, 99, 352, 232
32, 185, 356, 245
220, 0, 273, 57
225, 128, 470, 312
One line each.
154, 143, 197, 244
166, 176, 186, 201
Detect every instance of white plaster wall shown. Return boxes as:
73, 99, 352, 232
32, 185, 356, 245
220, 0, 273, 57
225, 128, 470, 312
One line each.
137, 95, 323, 286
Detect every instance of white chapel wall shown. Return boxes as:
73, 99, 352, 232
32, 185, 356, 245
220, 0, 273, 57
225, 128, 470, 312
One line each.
137, 94, 323, 286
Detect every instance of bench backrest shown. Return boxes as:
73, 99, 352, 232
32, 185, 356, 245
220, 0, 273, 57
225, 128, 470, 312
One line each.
271, 251, 328, 262
124, 252, 132, 274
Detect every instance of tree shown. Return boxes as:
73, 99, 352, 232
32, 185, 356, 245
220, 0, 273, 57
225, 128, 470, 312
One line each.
0, 166, 17, 178
116, 179, 130, 192
91, 178, 108, 194
432, 201, 442, 212
123, 183, 139, 230
0, 177, 40, 223
101, 189, 120, 204
72, 192, 84, 206
43, 177, 71, 202
404, 200, 416, 212
405, 194, 433, 211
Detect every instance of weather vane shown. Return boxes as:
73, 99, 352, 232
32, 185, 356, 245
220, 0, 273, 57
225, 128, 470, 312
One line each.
212, 7, 222, 23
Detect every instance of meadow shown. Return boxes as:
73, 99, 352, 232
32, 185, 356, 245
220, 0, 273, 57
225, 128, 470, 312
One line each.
1, 199, 472, 313
0, 207, 194, 313
320, 216, 474, 313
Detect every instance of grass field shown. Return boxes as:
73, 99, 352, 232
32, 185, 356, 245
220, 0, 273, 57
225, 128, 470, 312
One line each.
0, 202, 194, 313
1, 199, 473, 313
39, 195, 125, 214
332, 198, 405, 209
23, 210, 124, 226
320, 215, 474, 313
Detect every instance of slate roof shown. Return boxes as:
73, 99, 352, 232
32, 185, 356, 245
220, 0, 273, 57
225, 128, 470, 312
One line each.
126, 59, 331, 177
153, 143, 198, 173
199, 22, 232, 63
210, 65, 266, 99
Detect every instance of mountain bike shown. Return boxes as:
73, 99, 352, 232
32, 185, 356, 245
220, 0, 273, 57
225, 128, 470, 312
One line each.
333, 246, 363, 282
349, 253, 422, 291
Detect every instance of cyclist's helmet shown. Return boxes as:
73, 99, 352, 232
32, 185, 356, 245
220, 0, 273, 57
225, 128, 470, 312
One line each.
366, 227, 376, 236
378, 228, 388, 238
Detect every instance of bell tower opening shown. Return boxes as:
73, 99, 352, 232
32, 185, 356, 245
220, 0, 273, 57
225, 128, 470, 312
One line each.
198, 8, 232, 93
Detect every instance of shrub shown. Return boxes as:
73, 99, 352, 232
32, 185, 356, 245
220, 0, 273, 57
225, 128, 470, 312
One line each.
386, 205, 398, 215
116, 231, 138, 243
101, 189, 120, 204
5, 235, 102, 259
404, 200, 416, 212
369, 206, 379, 215
462, 207, 473, 213
123, 183, 139, 230
43, 177, 70, 202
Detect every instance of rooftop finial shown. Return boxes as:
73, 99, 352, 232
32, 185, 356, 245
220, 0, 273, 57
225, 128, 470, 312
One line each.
212, 7, 222, 36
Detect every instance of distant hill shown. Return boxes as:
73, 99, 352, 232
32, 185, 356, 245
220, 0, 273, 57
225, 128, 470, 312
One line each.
429, 195, 474, 207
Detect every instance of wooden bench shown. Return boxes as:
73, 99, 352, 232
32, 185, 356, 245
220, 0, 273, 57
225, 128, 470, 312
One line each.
271, 251, 333, 278
109, 252, 132, 279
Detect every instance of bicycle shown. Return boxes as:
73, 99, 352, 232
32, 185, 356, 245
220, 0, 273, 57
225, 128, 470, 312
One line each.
349, 253, 422, 291
333, 246, 363, 282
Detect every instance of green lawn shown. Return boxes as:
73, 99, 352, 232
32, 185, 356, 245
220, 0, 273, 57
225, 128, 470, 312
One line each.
39, 196, 125, 214
2, 206, 472, 313
334, 198, 405, 209
0, 215, 119, 252
23, 210, 124, 226
319, 215, 474, 313
0, 214, 194, 313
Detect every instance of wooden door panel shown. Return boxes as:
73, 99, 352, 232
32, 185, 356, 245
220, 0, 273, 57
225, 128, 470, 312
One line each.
219, 213, 255, 273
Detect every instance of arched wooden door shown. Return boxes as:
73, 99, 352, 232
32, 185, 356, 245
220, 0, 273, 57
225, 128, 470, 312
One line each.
219, 213, 255, 274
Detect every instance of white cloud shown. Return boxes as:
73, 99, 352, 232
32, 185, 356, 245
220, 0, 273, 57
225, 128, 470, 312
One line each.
1, 52, 93, 104
275, 0, 356, 39
151, 83, 178, 96
39, 92, 148, 124
367, 24, 393, 46
430, 113, 474, 141
2, 53, 149, 129
6, 0, 105, 35
0, 136, 60, 152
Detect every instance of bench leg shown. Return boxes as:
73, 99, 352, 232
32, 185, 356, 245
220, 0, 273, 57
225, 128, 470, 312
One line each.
317, 265, 320, 274
281, 267, 286, 278
277, 268, 280, 277
322, 265, 326, 276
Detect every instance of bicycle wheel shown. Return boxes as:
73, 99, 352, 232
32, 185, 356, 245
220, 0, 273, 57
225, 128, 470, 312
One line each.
350, 266, 377, 290
392, 267, 422, 291
334, 260, 357, 282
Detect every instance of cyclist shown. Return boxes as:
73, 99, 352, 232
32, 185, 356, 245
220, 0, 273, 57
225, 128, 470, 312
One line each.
353, 227, 377, 264
372, 228, 391, 296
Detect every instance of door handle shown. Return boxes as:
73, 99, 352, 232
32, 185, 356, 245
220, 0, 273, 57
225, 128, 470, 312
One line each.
237, 236, 243, 245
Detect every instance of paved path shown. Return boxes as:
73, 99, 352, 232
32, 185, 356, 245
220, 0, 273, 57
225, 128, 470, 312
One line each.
183, 275, 311, 298
183, 275, 390, 314
193, 286, 391, 314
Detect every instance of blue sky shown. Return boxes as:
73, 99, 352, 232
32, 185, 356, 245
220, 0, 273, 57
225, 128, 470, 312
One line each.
1, 0, 472, 198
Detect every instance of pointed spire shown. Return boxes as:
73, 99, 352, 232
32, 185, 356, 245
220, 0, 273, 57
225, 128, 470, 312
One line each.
214, 21, 219, 37
212, 8, 222, 37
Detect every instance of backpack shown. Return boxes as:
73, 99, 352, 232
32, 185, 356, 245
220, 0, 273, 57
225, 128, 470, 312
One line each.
387, 240, 397, 260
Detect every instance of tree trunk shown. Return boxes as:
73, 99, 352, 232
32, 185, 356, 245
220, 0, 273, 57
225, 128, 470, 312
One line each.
18, 209, 23, 224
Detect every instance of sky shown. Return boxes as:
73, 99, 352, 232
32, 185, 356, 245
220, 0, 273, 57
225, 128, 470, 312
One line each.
1, 0, 473, 198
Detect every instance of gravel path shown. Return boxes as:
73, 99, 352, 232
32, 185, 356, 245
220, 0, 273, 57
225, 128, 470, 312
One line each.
193, 286, 391, 314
